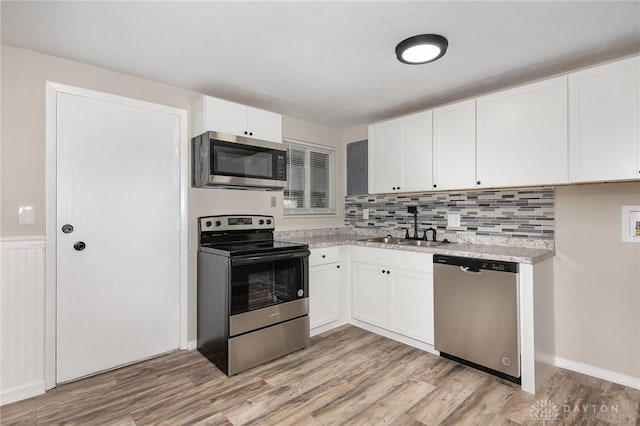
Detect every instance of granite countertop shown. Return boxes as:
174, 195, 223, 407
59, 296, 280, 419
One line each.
277, 233, 554, 264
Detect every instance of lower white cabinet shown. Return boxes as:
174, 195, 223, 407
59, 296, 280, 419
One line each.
351, 246, 434, 345
309, 262, 342, 329
388, 267, 433, 343
351, 262, 388, 328
309, 247, 343, 333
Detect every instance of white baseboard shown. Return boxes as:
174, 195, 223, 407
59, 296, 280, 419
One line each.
186, 340, 197, 350
0, 381, 45, 406
349, 319, 438, 356
554, 356, 640, 390
310, 320, 348, 337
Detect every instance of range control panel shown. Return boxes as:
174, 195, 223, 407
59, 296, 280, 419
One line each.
199, 215, 274, 232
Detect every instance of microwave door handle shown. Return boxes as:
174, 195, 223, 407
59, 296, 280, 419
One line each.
231, 250, 310, 266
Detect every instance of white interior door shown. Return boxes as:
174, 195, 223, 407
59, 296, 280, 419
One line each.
56, 92, 180, 383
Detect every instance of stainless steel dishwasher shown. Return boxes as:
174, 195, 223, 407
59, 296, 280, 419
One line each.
433, 254, 520, 383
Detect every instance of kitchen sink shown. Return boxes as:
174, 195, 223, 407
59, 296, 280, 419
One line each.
361, 236, 406, 244
397, 239, 442, 247
359, 237, 443, 247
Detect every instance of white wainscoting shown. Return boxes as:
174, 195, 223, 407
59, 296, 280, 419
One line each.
1, 236, 46, 405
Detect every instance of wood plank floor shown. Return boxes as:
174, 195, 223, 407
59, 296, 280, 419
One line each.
2, 325, 639, 425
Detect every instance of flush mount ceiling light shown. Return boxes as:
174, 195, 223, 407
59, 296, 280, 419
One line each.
395, 34, 448, 65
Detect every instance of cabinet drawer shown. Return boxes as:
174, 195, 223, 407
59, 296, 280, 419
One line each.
309, 247, 340, 267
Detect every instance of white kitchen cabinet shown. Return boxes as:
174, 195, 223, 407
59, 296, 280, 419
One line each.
192, 96, 282, 143
399, 110, 433, 192
309, 247, 344, 333
351, 261, 388, 328
476, 76, 568, 187
388, 267, 434, 344
368, 110, 432, 194
368, 120, 400, 194
309, 263, 341, 330
432, 99, 477, 190
351, 246, 434, 345
245, 106, 283, 143
569, 56, 640, 183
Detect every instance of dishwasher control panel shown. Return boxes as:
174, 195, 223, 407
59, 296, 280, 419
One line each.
433, 254, 518, 273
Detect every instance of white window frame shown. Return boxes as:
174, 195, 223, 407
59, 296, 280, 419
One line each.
283, 138, 336, 216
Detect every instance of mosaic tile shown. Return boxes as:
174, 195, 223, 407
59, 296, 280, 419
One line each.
344, 187, 555, 240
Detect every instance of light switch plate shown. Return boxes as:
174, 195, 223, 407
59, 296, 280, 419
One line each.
363, 208, 370, 220
271, 196, 277, 208
18, 206, 35, 225
447, 214, 461, 228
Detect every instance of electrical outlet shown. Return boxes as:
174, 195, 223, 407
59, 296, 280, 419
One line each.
363, 208, 369, 220
271, 196, 277, 208
447, 214, 461, 228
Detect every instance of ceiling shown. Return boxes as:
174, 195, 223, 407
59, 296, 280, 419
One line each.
2, 1, 639, 128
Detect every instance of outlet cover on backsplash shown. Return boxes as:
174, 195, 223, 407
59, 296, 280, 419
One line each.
447, 214, 461, 228
345, 187, 555, 240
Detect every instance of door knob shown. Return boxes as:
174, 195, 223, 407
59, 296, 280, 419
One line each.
73, 241, 86, 251
62, 224, 74, 234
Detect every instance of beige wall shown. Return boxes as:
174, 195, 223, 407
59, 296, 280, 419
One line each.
342, 124, 368, 145
554, 182, 640, 379
1, 45, 346, 340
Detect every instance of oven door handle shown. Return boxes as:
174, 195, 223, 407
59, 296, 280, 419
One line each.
231, 250, 310, 266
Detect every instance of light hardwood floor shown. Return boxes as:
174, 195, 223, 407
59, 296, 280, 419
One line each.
2, 325, 639, 425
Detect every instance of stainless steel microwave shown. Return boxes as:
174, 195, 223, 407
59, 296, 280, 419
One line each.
192, 131, 287, 190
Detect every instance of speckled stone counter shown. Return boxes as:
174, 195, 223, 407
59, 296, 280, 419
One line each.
275, 229, 554, 264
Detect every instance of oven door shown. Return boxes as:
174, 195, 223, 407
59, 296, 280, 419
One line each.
229, 249, 309, 336
210, 138, 287, 188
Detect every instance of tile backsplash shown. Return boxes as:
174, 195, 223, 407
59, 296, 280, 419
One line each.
345, 188, 555, 240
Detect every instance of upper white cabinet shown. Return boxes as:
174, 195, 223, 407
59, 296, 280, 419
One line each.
432, 99, 477, 191
192, 96, 282, 143
568, 56, 640, 183
476, 76, 568, 188
400, 110, 434, 192
368, 119, 400, 194
368, 110, 433, 194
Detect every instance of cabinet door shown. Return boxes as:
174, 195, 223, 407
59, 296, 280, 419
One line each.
477, 76, 568, 187
368, 120, 400, 194
433, 100, 477, 190
569, 56, 640, 183
388, 268, 434, 344
351, 262, 388, 328
309, 263, 341, 330
204, 97, 247, 137
399, 110, 433, 192
247, 107, 283, 143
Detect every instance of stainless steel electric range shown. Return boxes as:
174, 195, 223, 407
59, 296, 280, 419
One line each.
197, 215, 310, 375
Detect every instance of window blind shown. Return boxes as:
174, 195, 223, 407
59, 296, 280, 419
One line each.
284, 139, 336, 215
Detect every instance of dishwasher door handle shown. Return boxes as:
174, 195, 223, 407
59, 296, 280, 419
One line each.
460, 266, 482, 274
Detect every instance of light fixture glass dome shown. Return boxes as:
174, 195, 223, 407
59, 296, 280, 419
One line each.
396, 34, 448, 65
